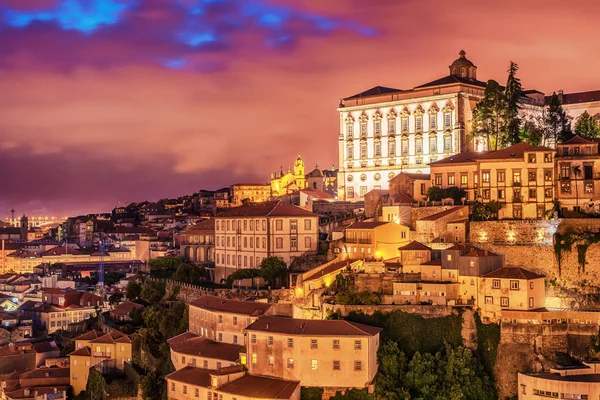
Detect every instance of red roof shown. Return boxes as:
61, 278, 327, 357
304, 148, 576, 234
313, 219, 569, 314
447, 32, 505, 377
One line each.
418, 207, 464, 221
303, 260, 352, 281
546, 90, 600, 105
188, 296, 272, 316
477, 142, 554, 161
216, 201, 316, 218
300, 188, 335, 200
167, 332, 243, 362
482, 266, 544, 280
346, 221, 389, 229
182, 218, 215, 233
398, 241, 430, 251
246, 316, 382, 336
430, 151, 490, 165
110, 301, 144, 316
560, 135, 597, 145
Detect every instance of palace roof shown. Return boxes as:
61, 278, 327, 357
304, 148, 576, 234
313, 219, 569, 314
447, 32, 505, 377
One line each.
167, 332, 243, 361
545, 90, 600, 105
216, 201, 316, 218
188, 295, 272, 316
246, 316, 382, 336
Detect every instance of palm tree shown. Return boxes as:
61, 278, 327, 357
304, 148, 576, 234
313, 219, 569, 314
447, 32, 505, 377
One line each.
572, 165, 582, 210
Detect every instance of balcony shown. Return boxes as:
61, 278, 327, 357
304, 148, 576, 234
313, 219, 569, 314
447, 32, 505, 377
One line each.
512, 182, 521, 187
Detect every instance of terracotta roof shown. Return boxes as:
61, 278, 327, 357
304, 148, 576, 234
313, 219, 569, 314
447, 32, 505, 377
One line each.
398, 241, 430, 251
19, 367, 70, 380
477, 142, 554, 161
40, 246, 81, 256
31, 341, 58, 354
400, 172, 431, 181
88, 330, 131, 344
418, 207, 464, 221
110, 301, 144, 316
463, 248, 499, 257
393, 194, 415, 204
545, 90, 600, 105
69, 346, 92, 357
415, 74, 487, 89
559, 135, 597, 145
219, 374, 300, 399
165, 366, 246, 386
246, 316, 382, 336
183, 219, 215, 233
430, 151, 490, 165
482, 266, 544, 280
5, 386, 69, 399
188, 296, 272, 316
346, 221, 389, 229
300, 188, 335, 200
344, 86, 403, 101
216, 201, 316, 218
74, 330, 104, 341
303, 260, 352, 282
420, 258, 442, 266
167, 333, 243, 362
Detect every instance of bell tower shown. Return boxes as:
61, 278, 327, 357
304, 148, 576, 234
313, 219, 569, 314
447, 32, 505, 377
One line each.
20, 214, 28, 241
294, 155, 307, 189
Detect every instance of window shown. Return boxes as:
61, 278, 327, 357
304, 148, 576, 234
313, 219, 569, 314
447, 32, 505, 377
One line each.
268, 336, 274, 346
401, 117, 409, 133
251, 353, 257, 364
333, 360, 341, 370
360, 186, 368, 197
528, 188, 536, 200
374, 120, 381, 135
374, 141, 381, 157
288, 338, 294, 348
492, 279, 500, 289
460, 174, 468, 186
291, 237, 297, 250
513, 205, 523, 219
347, 124, 353, 137
528, 171, 537, 183
446, 254, 452, 261
529, 297, 534, 308
584, 164, 593, 179
203, 360, 208, 368
354, 361, 362, 371
218, 333, 223, 341
544, 153, 552, 162
171, 383, 175, 392
575, 146, 580, 155
388, 140, 396, 156
311, 339, 318, 349
544, 169, 553, 182
360, 142, 367, 158
360, 122, 367, 136
513, 171, 521, 185
510, 280, 519, 290
388, 119, 396, 133
429, 114, 437, 129
304, 236, 312, 249
415, 116, 423, 132
528, 154, 536, 163
275, 220, 283, 230
498, 189, 505, 199
429, 136, 437, 153
195, 388, 199, 398
444, 135, 452, 151
233, 335, 238, 344
276, 238, 283, 249
206, 392, 211, 400
251, 334, 256, 344
333, 339, 340, 350
444, 113, 451, 128
287, 358, 294, 369
311, 359, 318, 370
434, 174, 442, 186
501, 297, 509, 307
561, 165, 570, 179
561, 182, 571, 194
73, 373, 78, 380
482, 171, 490, 183
415, 137, 423, 154
354, 340, 362, 350
401, 139, 409, 155
347, 187, 355, 199
482, 189, 490, 199
485, 296, 493, 305
268, 356, 274, 366
233, 316, 237, 325
448, 174, 455, 186
182, 356, 186, 364
497, 171, 505, 183
421, 183, 426, 195
586, 181, 594, 194
530, 282, 534, 290
183, 385, 187, 395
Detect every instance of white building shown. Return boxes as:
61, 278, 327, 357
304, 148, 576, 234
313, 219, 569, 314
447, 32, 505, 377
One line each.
214, 201, 319, 283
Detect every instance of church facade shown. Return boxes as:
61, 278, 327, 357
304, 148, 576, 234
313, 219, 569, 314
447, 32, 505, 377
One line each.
270, 156, 308, 197
337, 51, 486, 201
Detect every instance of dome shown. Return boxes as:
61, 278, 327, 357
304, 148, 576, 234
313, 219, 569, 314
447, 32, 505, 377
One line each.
449, 50, 477, 80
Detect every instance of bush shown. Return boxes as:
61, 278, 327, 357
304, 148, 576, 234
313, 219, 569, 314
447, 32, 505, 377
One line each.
300, 387, 324, 400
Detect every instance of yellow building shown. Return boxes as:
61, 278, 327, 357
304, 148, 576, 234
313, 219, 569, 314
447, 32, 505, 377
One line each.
479, 266, 545, 321
296, 258, 363, 301
69, 330, 133, 395
168, 331, 243, 371
245, 316, 381, 389
230, 183, 271, 206
188, 295, 273, 345
342, 220, 410, 261
166, 365, 301, 400
518, 363, 600, 400
214, 201, 319, 283
430, 142, 556, 219
270, 156, 307, 197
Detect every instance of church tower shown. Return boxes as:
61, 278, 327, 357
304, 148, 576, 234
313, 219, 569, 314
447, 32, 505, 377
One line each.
449, 50, 477, 80
20, 214, 28, 241
293, 156, 307, 190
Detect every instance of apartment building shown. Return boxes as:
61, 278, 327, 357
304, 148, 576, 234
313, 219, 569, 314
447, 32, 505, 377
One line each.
230, 183, 272, 206
555, 135, 600, 213
430, 142, 556, 219
188, 295, 273, 345
518, 363, 600, 400
179, 218, 215, 265
166, 365, 301, 400
480, 267, 545, 320
245, 316, 382, 389
70, 330, 133, 395
214, 201, 319, 282
341, 221, 410, 260
168, 331, 243, 371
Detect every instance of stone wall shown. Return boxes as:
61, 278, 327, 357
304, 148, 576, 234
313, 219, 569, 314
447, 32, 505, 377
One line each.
322, 303, 453, 318
470, 219, 560, 246
354, 273, 398, 295
410, 206, 457, 230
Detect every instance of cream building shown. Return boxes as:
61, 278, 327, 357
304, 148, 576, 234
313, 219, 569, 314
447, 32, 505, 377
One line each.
518, 363, 600, 400
341, 220, 410, 261
430, 142, 556, 219
230, 183, 272, 206
338, 50, 486, 200
188, 295, 273, 345
214, 201, 319, 283
168, 331, 243, 371
245, 316, 382, 389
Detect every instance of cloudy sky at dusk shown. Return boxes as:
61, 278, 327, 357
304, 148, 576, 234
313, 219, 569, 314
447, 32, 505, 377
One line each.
2, 0, 599, 218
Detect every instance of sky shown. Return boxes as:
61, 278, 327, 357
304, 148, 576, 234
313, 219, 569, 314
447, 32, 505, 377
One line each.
1, 0, 600, 218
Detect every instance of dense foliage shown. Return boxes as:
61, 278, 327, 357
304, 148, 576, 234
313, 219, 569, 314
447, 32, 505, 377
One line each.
226, 256, 289, 287
471, 200, 503, 221
126, 280, 142, 301
427, 186, 467, 204
574, 111, 600, 139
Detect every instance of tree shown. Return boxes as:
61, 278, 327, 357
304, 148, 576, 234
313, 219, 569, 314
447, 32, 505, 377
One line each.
141, 371, 163, 400
486, 200, 503, 220
504, 61, 523, 146
126, 281, 142, 301
226, 268, 262, 286
443, 187, 467, 205
546, 92, 572, 144
520, 114, 544, 146
108, 292, 123, 306
173, 262, 205, 284
329, 389, 374, 400
472, 79, 507, 150
300, 387, 324, 400
471, 200, 492, 221
86, 369, 106, 400
573, 165, 582, 209
140, 280, 166, 303
574, 111, 600, 139
260, 257, 288, 288
427, 186, 444, 202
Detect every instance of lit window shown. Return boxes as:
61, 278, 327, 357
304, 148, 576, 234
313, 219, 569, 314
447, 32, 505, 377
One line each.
251, 353, 257, 364
287, 358, 294, 369
311, 359, 318, 370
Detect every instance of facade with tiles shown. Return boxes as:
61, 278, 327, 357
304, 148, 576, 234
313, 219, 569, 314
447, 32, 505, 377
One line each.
337, 51, 485, 200
214, 201, 319, 283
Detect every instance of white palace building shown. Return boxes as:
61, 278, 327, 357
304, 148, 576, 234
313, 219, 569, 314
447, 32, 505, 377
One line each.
336, 50, 600, 201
